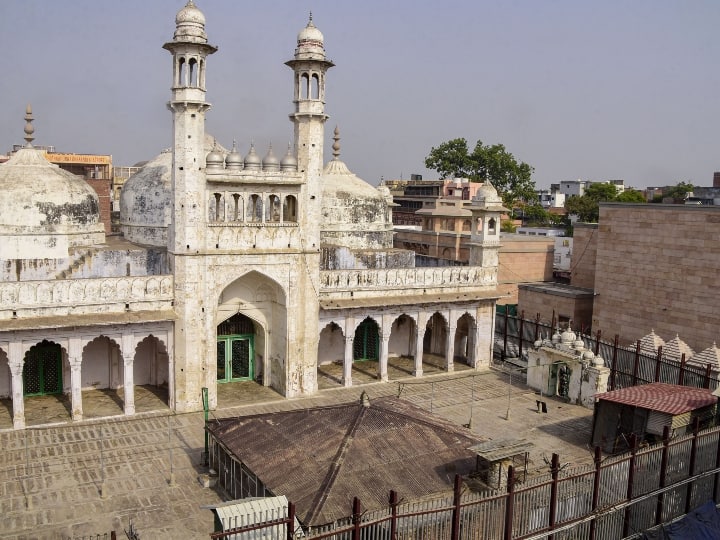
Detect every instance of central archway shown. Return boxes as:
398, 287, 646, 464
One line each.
216, 271, 287, 394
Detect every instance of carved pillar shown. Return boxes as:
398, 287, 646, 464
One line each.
9, 342, 25, 429
379, 332, 390, 382
343, 336, 353, 387
446, 325, 457, 372
68, 338, 83, 421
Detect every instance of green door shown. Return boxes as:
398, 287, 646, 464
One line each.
217, 335, 254, 382
353, 319, 379, 361
23, 342, 63, 396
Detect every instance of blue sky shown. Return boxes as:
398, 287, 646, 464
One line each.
1, 1, 718, 189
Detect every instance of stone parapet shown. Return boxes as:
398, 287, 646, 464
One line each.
0, 275, 174, 319
320, 266, 497, 297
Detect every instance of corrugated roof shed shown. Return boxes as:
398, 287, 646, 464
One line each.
207, 395, 481, 527
595, 383, 717, 415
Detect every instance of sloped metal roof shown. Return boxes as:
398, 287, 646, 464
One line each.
207, 396, 482, 527
595, 383, 717, 415
204, 496, 303, 539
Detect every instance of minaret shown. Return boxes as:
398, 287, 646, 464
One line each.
285, 14, 334, 243
468, 183, 508, 268
163, 0, 217, 254
163, 1, 217, 413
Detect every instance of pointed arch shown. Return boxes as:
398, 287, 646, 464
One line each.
353, 317, 379, 361
23, 340, 64, 396
0, 347, 9, 399
388, 313, 416, 358
134, 335, 170, 390
424, 312, 448, 356
454, 312, 476, 365
319, 322, 344, 365
82, 335, 121, 390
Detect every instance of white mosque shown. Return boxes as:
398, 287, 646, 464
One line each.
0, 1, 505, 429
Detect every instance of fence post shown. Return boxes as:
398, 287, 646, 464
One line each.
503, 466, 515, 540
389, 490, 398, 540
622, 434, 638, 537
352, 497, 361, 540
704, 364, 712, 389
654, 346, 663, 383
503, 309, 509, 359
518, 311, 525, 359
656, 426, 671, 526
286, 502, 296, 540
548, 453, 560, 540
551, 309, 556, 333
589, 446, 602, 540
685, 417, 700, 514
678, 354, 686, 386
534, 312, 541, 342
451, 474, 462, 540
632, 341, 641, 386
714, 428, 720, 502
594, 329, 602, 356
610, 335, 619, 390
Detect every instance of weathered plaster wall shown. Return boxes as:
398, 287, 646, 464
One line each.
321, 246, 415, 270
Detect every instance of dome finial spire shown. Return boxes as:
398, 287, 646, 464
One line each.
24, 104, 35, 147
332, 125, 341, 161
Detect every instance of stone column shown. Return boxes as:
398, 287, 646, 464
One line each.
9, 341, 25, 429
343, 336, 353, 387
445, 325, 456, 372
68, 338, 83, 421
378, 333, 390, 382
123, 354, 135, 416
468, 323, 478, 368
413, 325, 424, 377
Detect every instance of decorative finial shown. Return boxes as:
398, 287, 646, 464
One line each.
232, 139, 237, 151
24, 104, 35, 147
332, 125, 341, 160
360, 391, 370, 407
309, 11, 313, 23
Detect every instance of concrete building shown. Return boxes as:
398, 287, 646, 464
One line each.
0, 2, 503, 430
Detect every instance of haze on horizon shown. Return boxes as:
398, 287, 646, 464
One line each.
1, 0, 718, 191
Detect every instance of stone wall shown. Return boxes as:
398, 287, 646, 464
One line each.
86, 178, 113, 234
518, 283, 594, 328
592, 204, 720, 351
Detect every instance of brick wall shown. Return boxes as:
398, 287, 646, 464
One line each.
86, 178, 112, 234
591, 203, 720, 351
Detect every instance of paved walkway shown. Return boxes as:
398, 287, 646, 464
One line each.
0, 362, 595, 540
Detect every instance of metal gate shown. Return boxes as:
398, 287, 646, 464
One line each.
353, 319, 379, 361
217, 336, 254, 382
23, 342, 62, 396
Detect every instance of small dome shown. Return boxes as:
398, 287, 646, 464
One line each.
173, 0, 208, 43
583, 350, 595, 361
176, 1, 205, 26
551, 329, 561, 344
225, 141, 243, 170
573, 337, 585, 350
244, 143, 261, 171
262, 144, 280, 172
206, 142, 224, 170
298, 19, 324, 44
280, 144, 297, 171
592, 355, 605, 367
561, 328, 576, 344
294, 15, 326, 59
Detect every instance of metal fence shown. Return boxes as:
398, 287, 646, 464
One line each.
208, 422, 720, 539
494, 311, 720, 392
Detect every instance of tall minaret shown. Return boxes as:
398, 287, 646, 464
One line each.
468, 183, 508, 269
285, 15, 334, 244
163, 1, 217, 413
163, 0, 217, 254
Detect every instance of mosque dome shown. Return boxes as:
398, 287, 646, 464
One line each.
472, 182, 507, 210
0, 106, 104, 257
176, 0, 205, 26
120, 134, 223, 247
320, 127, 392, 250
0, 148, 104, 255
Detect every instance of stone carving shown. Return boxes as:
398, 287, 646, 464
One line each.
319, 266, 495, 291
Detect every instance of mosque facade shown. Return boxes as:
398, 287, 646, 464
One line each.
0, 1, 504, 429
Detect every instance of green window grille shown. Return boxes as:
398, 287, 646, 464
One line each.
23, 342, 62, 396
353, 319, 379, 361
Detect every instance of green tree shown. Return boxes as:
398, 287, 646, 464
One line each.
615, 189, 646, 203
522, 203, 550, 225
564, 183, 617, 223
425, 138, 536, 207
661, 181, 694, 202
